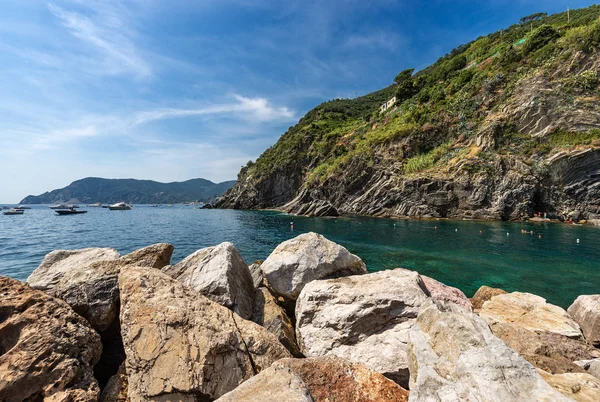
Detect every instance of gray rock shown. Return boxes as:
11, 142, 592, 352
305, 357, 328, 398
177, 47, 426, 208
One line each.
408, 302, 573, 401
119, 267, 290, 401
295, 268, 432, 387
215, 365, 314, 402
575, 359, 600, 379
162, 242, 255, 319
262, 232, 367, 301
568, 295, 600, 346
249, 261, 264, 288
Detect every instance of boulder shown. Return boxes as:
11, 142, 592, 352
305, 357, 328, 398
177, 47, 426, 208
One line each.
26, 247, 120, 291
262, 232, 367, 301
252, 287, 301, 356
272, 357, 410, 402
488, 322, 600, 374
408, 302, 572, 401
295, 269, 433, 387
575, 359, 600, 379
471, 285, 507, 310
538, 369, 600, 402
162, 242, 255, 319
568, 295, 600, 346
249, 260, 264, 288
396, 268, 472, 311
119, 267, 290, 401
0, 276, 102, 402
215, 364, 314, 402
119, 243, 174, 268
479, 291, 582, 339
99, 363, 128, 402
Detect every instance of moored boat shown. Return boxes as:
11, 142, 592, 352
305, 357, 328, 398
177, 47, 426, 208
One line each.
56, 208, 88, 215
49, 204, 70, 209
108, 202, 131, 211
88, 203, 102, 207
3, 209, 24, 215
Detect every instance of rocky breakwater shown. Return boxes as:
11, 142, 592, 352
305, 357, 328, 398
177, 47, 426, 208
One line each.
0, 232, 599, 401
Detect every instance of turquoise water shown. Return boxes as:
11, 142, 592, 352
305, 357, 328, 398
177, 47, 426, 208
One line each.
1, 205, 598, 308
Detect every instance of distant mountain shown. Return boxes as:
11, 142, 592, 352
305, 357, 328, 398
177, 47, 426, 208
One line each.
20, 177, 236, 205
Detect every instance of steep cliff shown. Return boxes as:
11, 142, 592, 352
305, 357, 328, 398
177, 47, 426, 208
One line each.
218, 6, 600, 221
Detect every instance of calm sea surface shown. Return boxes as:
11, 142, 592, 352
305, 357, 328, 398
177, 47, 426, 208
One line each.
1, 205, 598, 308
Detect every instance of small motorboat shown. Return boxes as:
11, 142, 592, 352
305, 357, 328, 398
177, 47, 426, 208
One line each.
16, 205, 31, 210
50, 204, 70, 209
56, 208, 87, 215
108, 202, 131, 211
88, 203, 102, 207
3, 209, 24, 215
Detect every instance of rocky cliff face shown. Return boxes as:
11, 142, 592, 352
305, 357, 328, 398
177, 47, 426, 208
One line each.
218, 8, 600, 222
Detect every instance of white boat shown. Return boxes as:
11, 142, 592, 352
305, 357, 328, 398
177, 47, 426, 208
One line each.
49, 204, 70, 209
88, 203, 102, 207
108, 202, 131, 211
3, 209, 24, 215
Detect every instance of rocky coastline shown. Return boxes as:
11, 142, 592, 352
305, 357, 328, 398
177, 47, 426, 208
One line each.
1, 233, 599, 401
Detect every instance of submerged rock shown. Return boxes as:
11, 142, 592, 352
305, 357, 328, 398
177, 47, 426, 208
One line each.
119, 267, 290, 401
408, 302, 572, 401
538, 369, 600, 402
0, 276, 102, 402
262, 232, 367, 301
252, 287, 301, 356
215, 364, 314, 402
295, 269, 432, 387
471, 285, 507, 310
568, 295, 600, 346
162, 242, 255, 319
479, 291, 582, 339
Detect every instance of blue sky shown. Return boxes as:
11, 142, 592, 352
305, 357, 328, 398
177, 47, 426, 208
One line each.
0, 0, 594, 202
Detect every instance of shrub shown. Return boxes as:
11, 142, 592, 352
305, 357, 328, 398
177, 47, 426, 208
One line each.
523, 24, 560, 54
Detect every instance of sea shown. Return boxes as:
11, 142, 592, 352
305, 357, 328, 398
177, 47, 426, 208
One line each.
1, 204, 598, 308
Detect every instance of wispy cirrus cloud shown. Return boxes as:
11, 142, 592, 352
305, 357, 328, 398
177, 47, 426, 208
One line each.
47, 2, 152, 78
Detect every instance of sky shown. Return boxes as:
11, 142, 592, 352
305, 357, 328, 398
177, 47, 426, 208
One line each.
0, 0, 595, 202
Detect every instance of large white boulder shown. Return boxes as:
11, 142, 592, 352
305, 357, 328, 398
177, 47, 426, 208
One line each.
261, 232, 367, 301
568, 295, 600, 346
295, 269, 432, 387
162, 242, 255, 319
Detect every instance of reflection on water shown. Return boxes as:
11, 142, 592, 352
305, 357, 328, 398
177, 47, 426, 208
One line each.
1, 205, 598, 308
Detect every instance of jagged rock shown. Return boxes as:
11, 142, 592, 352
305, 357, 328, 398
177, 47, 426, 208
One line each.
295, 269, 432, 387
249, 260, 264, 288
538, 369, 600, 402
488, 322, 600, 374
26, 247, 120, 291
119, 243, 174, 268
471, 285, 507, 310
162, 242, 254, 319
479, 291, 583, 339
396, 268, 472, 311
0, 276, 102, 402
272, 357, 410, 402
252, 287, 301, 356
119, 267, 290, 401
262, 232, 367, 301
215, 364, 314, 402
100, 363, 128, 402
568, 295, 600, 346
575, 359, 600, 379
408, 302, 572, 401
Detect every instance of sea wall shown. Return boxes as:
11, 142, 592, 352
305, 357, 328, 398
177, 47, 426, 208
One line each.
1, 234, 599, 401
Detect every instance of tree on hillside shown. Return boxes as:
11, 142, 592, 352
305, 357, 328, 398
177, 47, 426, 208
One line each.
394, 68, 418, 101
519, 12, 548, 25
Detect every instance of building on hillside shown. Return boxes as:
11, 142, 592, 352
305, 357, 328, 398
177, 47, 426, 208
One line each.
380, 96, 397, 113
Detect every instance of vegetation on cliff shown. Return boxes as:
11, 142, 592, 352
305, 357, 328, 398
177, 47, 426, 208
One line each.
220, 5, 600, 221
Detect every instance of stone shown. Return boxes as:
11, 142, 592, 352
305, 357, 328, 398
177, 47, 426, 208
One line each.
252, 287, 301, 356
408, 302, 572, 401
262, 232, 367, 301
295, 269, 433, 387
479, 291, 582, 339
0, 276, 102, 402
538, 369, 600, 402
119, 267, 290, 401
162, 242, 255, 319
488, 322, 600, 374
575, 359, 600, 379
100, 363, 128, 402
273, 357, 410, 402
249, 260, 264, 288
396, 268, 472, 311
119, 243, 174, 268
471, 285, 507, 310
26, 247, 120, 291
568, 295, 600, 346
215, 364, 314, 402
